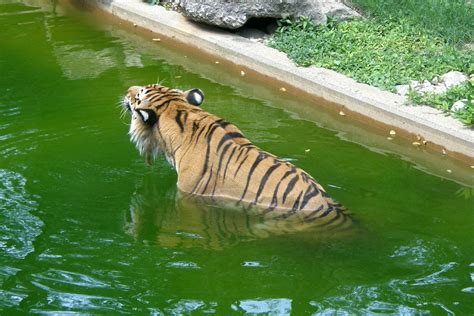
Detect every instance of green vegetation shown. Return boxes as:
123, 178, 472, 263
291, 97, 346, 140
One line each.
409, 79, 474, 125
349, 0, 473, 45
268, 0, 474, 125
269, 17, 472, 91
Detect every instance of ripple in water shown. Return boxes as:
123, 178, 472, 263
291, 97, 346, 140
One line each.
232, 298, 292, 315
0, 169, 43, 308
0, 169, 43, 260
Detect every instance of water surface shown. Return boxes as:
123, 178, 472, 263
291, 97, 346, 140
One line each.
1, 2, 473, 314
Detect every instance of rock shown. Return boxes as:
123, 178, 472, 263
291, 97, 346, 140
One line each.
409, 80, 420, 89
441, 71, 468, 89
320, 0, 360, 21
451, 99, 470, 112
431, 84, 448, 95
395, 84, 409, 96
236, 27, 267, 40
178, 0, 359, 29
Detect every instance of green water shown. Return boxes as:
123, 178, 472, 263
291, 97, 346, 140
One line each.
1, 2, 473, 314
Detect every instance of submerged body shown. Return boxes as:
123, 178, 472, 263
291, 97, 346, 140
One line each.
123, 84, 350, 225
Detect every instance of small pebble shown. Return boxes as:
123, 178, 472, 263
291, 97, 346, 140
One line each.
447, 169, 452, 173
389, 130, 396, 136
215, 61, 220, 64
240, 70, 246, 76
422, 140, 428, 145
470, 165, 474, 169
279, 87, 287, 92
152, 38, 161, 42
133, 23, 137, 27
412, 141, 421, 146
305, 149, 311, 152
339, 111, 345, 116
416, 135, 422, 141
387, 137, 393, 140
442, 148, 447, 155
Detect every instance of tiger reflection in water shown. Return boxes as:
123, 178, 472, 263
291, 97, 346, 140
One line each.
124, 175, 355, 250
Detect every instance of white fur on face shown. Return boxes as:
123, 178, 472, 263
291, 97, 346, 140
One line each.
138, 109, 149, 122
136, 88, 146, 101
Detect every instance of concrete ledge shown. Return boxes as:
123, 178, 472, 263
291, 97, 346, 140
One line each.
94, 0, 473, 158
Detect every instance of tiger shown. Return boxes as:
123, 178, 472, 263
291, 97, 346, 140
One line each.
122, 83, 351, 227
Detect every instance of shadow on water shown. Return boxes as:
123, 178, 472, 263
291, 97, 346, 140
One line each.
124, 173, 360, 251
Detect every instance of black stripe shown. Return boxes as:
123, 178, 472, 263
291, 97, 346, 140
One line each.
212, 142, 232, 196
200, 166, 214, 194
240, 152, 267, 201
216, 143, 232, 179
253, 162, 281, 205
148, 93, 166, 103
201, 124, 220, 176
217, 120, 231, 129
222, 146, 237, 181
182, 111, 189, 125
216, 132, 244, 152
282, 175, 299, 204
191, 122, 199, 137
171, 144, 182, 157
191, 123, 220, 193
233, 155, 249, 178
301, 173, 310, 183
268, 168, 297, 210
154, 97, 183, 109
205, 119, 224, 138
239, 143, 254, 148
175, 110, 184, 132
292, 190, 303, 210
234, 146, 246, 163
193, 123, 210, 147
299, 184, 320, 210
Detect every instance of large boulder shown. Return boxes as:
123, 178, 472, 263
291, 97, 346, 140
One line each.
177, 0, 360, 29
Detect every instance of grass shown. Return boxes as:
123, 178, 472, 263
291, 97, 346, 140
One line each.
268, 0, 474, 125
349, 0, 474, 45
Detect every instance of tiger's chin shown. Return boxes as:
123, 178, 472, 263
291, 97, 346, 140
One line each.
129, 124, 161, 165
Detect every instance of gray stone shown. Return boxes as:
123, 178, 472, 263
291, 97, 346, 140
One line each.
395, 84, 410, 96
441, 71, 468, 89
178, 0, 359, 29
451, 99, 471, 112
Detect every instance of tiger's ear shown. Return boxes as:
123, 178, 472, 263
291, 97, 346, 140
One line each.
135, 109, 157, 126
184, 88, 204, 106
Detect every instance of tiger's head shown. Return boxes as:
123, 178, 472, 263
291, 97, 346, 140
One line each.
123, 84, 204, 164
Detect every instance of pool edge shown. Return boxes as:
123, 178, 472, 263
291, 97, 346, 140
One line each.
92, 0, 474, 159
